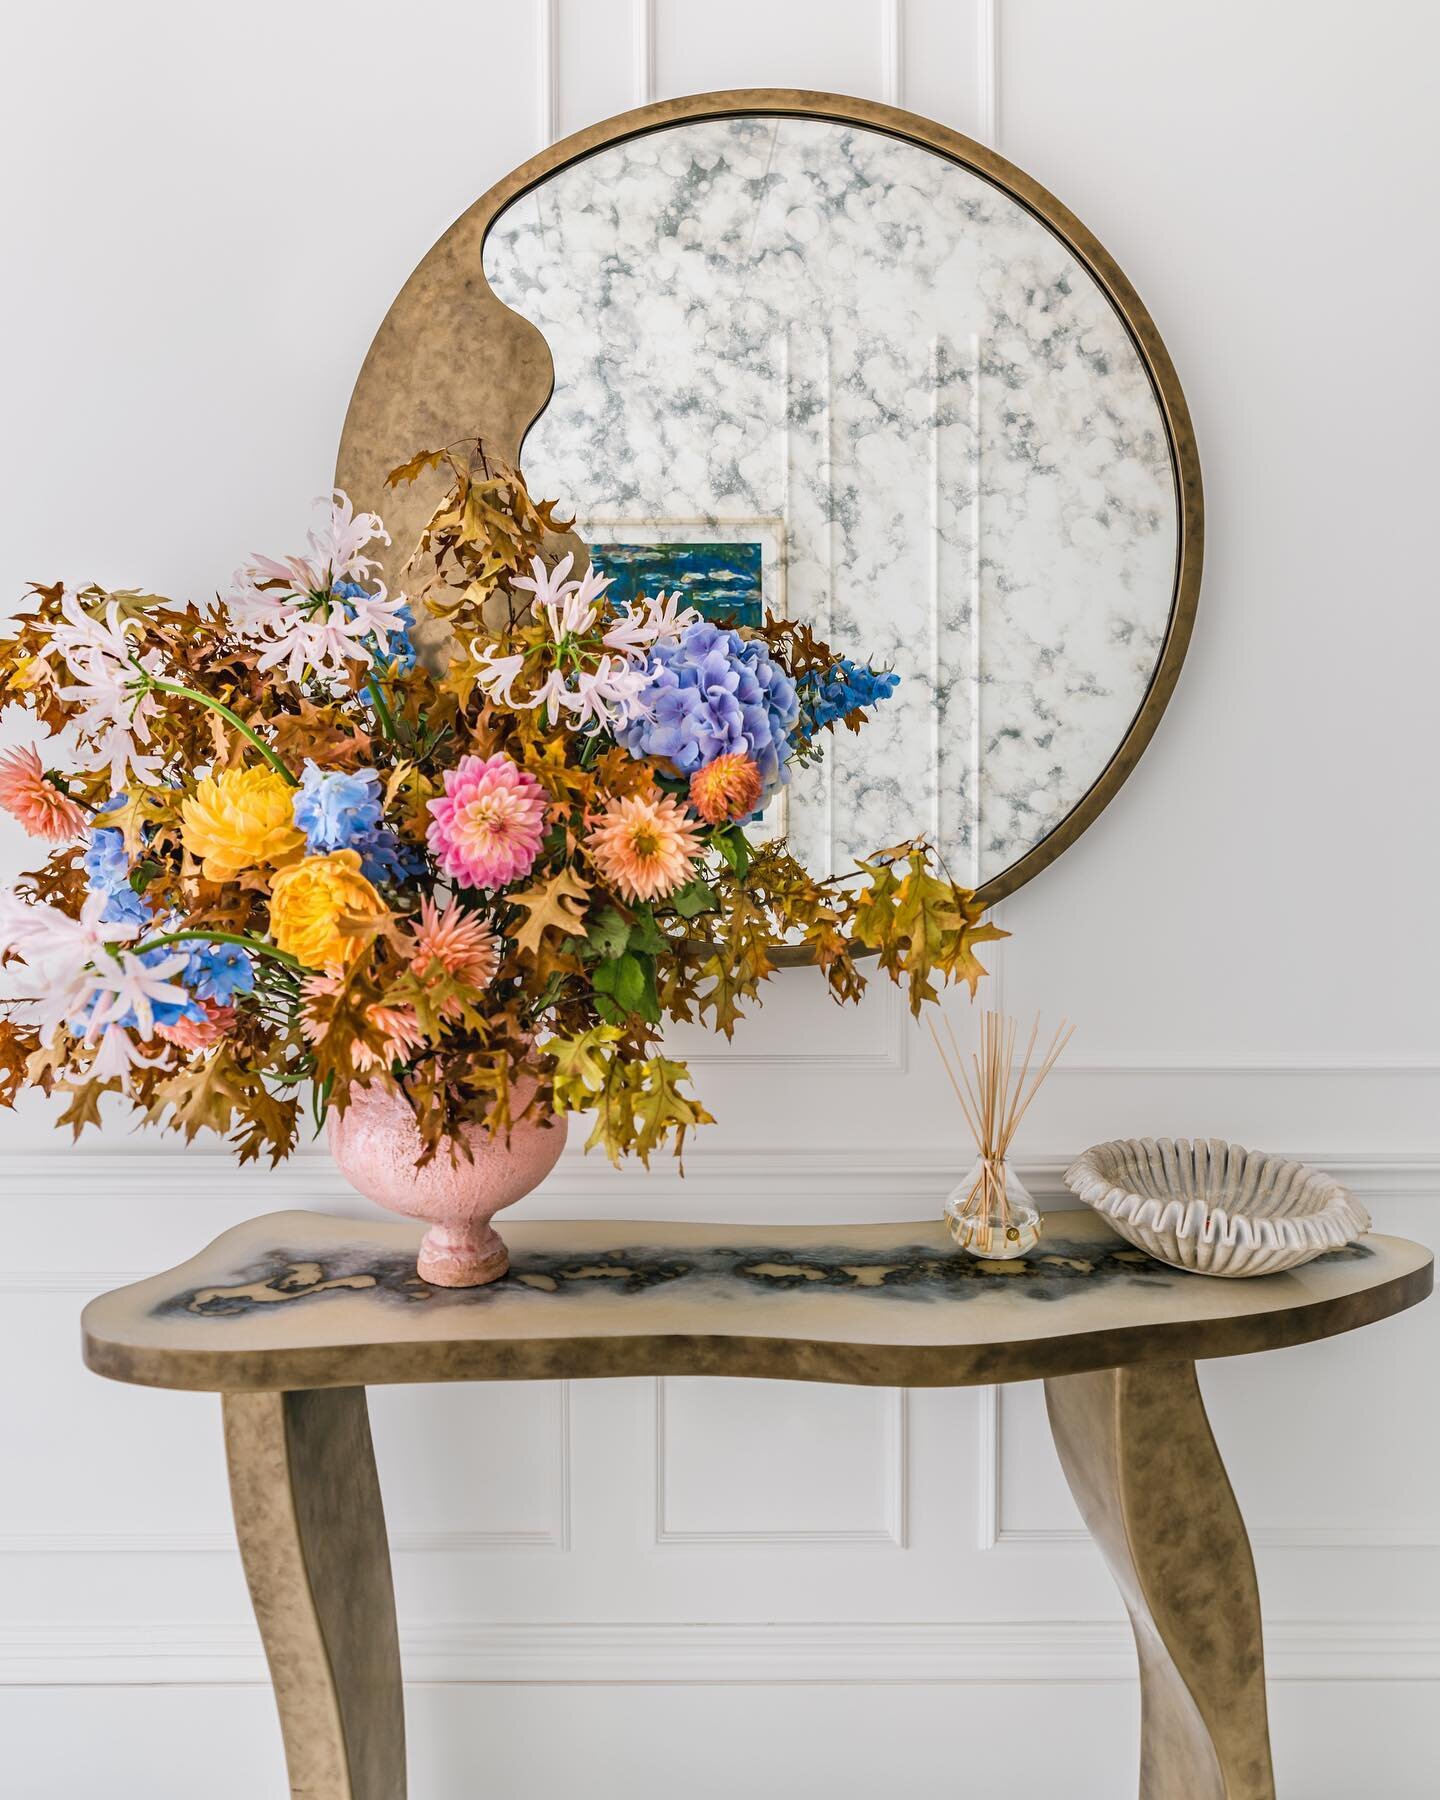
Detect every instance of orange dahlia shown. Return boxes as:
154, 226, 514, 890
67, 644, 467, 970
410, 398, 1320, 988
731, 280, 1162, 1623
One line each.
300, 974, 425, 1072
689, 752, 763, 825
585, 792, 702, 904
156, 1000, 236, 1051
408, 898, 500, 989
0, 745, 88, 842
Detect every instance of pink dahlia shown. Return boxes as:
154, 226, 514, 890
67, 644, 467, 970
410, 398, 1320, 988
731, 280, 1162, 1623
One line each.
426, 754, 547, 891
585, 792, 702, 904
0, 745, 88, 842
156, 1000, 236, 1051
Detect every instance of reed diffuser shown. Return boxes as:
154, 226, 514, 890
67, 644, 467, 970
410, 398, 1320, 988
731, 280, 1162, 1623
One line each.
929, 1010, 1075, 1259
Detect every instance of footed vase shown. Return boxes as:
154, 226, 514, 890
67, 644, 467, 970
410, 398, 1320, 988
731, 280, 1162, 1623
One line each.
327, 1081, 567, 1287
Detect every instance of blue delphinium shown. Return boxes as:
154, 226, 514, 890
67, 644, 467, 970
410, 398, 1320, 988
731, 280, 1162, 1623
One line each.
618, 621, 800, 793
182, 942, 255, 1006
335, 579, 416, 674
292, 761, 413, 886
793, 657, 901, 746
293, 762, 382, 847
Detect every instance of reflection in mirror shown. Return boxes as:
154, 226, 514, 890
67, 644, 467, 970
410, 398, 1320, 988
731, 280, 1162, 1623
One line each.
485, 116, 1179, 891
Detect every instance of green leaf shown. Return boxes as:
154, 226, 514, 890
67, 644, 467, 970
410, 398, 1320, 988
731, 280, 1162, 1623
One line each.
584, 906, 631, 962
626, 907, 668, 955
129, 858, 163, 894
669, 879, 719, 920
592, 951, 660, 1024
713, 827, 751, 878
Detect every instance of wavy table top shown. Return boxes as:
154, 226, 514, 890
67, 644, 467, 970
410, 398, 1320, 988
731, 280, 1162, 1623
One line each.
80, 1209, 1432, 1392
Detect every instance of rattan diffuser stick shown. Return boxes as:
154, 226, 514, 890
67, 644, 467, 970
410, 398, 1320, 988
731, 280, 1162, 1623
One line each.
929, 1010, 1075, 1256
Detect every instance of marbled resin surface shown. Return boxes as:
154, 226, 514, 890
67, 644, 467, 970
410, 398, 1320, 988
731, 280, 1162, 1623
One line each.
80, 1211, 1431, 1396
484, 117, 1180, 886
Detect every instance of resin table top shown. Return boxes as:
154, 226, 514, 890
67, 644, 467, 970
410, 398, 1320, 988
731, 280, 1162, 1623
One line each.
81, 1210, 1432, 1392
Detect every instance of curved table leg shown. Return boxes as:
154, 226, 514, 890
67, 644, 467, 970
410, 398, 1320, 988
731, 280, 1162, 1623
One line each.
223, 1388, 406, 1800
1043, 1361, 1275, 1800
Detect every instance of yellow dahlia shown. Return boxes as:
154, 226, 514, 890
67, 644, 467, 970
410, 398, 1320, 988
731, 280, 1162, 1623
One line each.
585, 792, 702, 904
689, 752, 763, 826
268, 850, 387, 969
181, 766, 305, 882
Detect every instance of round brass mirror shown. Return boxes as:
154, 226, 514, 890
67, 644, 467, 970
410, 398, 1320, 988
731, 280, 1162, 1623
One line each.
338, 90, 1201, 910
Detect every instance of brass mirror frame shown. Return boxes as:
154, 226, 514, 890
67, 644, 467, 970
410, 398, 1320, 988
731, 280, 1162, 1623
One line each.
337, 89, 1203, 914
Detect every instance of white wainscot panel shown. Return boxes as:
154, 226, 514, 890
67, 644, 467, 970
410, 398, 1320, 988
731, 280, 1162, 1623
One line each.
653, 0, 890, 99
661, 963, 906, 1072
0, 1293, 234, 1552
656, 1377, 906, 1545
368, 1381, 571, 1551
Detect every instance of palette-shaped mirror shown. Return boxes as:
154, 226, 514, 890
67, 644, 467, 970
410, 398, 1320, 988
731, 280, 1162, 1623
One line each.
339, 93, 1201, 905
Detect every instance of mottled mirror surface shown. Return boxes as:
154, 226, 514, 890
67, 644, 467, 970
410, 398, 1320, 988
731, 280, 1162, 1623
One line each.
484, 117, 1179, 889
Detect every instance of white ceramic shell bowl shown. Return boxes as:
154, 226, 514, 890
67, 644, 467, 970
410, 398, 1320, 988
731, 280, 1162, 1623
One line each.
1064, 1138, 1371, 1278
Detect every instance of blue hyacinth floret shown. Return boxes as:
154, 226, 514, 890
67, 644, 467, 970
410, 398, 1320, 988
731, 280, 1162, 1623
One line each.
618, 620, 800, 794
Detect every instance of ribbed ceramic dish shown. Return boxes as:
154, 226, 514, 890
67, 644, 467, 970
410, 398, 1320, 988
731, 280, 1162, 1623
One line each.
1064, 1138, 1371, 1277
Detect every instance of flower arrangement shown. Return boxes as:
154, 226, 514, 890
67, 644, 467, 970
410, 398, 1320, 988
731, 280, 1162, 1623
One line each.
0, 440, 1004, 1168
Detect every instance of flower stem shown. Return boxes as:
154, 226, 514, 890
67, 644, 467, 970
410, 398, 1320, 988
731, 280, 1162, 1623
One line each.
366, 676, 396, 740
140, 676, 298, 785
131, 928, 304, 973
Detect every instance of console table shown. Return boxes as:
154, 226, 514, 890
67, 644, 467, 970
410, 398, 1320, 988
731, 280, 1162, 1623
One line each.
82, 1209, 1432, 1800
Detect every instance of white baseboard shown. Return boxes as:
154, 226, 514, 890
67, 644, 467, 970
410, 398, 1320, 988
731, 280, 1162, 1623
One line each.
1, 1617, 1435, 1687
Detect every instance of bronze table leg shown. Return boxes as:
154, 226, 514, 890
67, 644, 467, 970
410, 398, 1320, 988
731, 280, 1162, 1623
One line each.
1044, 1360, 1275, 1800
223, 1388, 407, 1800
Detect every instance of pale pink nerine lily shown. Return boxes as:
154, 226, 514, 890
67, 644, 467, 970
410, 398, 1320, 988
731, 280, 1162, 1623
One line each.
40, 593, 165, 789
0, 888, 185, 1089
87, 1022, 171, 1085
230, 491, 410, 684
235, 490, 390, 601
0, 889, 140, 1039
471, 556, 655, 732
602, 588, 702, 656
85, 947, 192, 1040
469, 642, 651, 733
0, 887, 188, 1040
524, 658, 652, 731
512, 553, 616, 643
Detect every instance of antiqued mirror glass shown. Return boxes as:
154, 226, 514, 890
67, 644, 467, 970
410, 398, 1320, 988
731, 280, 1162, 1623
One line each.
482, 113, 1188, 898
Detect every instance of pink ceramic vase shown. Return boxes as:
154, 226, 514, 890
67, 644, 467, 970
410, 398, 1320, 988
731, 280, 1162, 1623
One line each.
327, 1081, 568, 1287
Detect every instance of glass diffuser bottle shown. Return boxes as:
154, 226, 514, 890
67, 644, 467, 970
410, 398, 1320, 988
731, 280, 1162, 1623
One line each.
930, 1010, 1074, 1263
944, 1155, 1042, 1258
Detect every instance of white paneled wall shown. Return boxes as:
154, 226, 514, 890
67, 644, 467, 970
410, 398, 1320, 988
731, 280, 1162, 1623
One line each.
1, 2, 1437, 1796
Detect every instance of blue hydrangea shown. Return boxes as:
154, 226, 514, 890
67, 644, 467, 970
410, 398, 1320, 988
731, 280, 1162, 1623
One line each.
82, 826, 129, 890
82, 819, 152, 927
335, 580, 416, 674
292, 762, 412, 886
794, 657, 901, 745
618, 621, 800, 793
